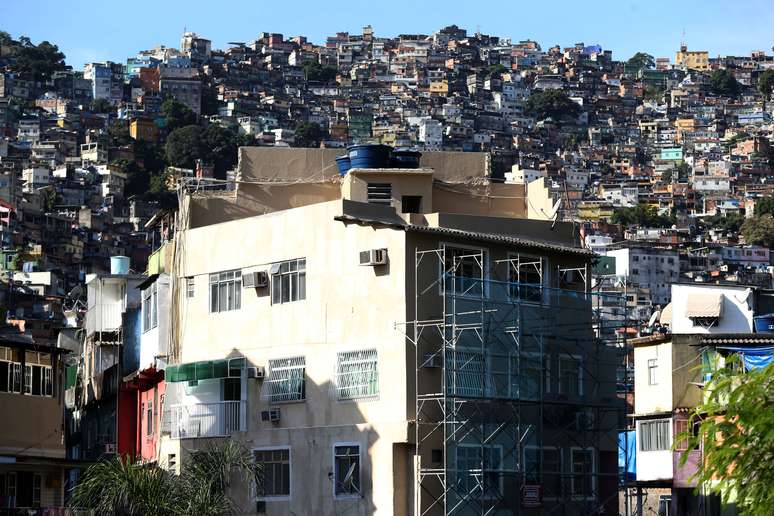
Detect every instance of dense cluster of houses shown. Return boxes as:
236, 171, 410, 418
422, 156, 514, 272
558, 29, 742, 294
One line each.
0, 23, 772, 515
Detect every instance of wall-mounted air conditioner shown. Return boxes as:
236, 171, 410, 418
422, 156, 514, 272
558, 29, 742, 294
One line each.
247, 366, 266, 379
243, 271, 269, 288
261, 408, 280, 423
359, 248, 388, 266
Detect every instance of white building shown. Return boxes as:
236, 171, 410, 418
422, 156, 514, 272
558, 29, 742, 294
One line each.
504, 164, 545, 184
606, 247, 679, 305
418, 118, 442, 149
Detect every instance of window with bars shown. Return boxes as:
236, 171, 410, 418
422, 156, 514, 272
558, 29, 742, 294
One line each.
366, 182, 392, 205
143, 281, 158, 332
639, 419, 671, 451
271, 259, 306, 304
335, 350, 379, 400
255, 448, 291, 498
265, 357, 306, 403
570, 448, 595, 499
0, 361, 22, 393
23, 364, 52, 396
185, 277, 195, 298
524, 447, 562, 498
455, 444, 503, 499
334, 445, 360, 496
209, 270, 241, 312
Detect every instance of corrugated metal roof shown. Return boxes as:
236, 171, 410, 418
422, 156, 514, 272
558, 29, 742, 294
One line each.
334, 214, 592, 256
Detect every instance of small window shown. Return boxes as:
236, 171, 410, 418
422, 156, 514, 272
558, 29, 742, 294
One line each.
335, 350, 379, 400
658, 495, 672, 516
271, 259, 306, 304
559, 356, 583, 396
507, 255, 543, 303
570, 448, 594, 499
209, 270, 242, 312
147, 400, 154, 435
444, 246, 487, 298
366, 182, 392, 205
648, 359, 658, 385
186, 277, 195, 298
334, 445, 360, 497
639, 419, 671, 451
32, 474, 41, 507
167, 453, 177, 472
143, 281, 158, 331
255, 448, 291, 499
266, 357, 306, 403
401, 195, 422, 213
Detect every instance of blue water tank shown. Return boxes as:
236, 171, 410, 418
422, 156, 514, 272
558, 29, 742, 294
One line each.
110, 256, 130, 275
348, 144, 392, 169
753, 314, 774, 333
390, 149, 422, 169
335, 155, 351, 176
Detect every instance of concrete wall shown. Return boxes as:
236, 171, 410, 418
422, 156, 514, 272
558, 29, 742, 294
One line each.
634, 340, 674, 414
635, 417, 674, 481
139, 274, 170, 370
670, 284, 754, 334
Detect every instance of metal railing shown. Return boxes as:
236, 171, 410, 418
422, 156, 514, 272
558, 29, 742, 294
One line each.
170, 401, 246, 439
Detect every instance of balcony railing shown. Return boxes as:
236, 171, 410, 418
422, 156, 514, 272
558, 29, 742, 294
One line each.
85, 303, 123, 335
170, 401, 246, 439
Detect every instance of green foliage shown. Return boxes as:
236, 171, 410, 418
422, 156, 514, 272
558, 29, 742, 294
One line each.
160, 98, 197, 131
627, 52, 655, 70
165, 124, 250, 178
710, 69, 740, 97
742, 214, 774, 247
201, 86, 220, 117
70, 441, 260, 516
643, 85, 665, 101
302, 60, 337, 83
757, 69, 774, 97
525, 89, 581, 121
294, 122, 322, 148
661, 169, 672, 183
704, 213, 745, 234
753, 196, 774, 217
487, 64, 508, 77
677, 357, 774, 516
12, 38, 67, 81
611, 204, 675, 228
91, 98, 113, 114
676, 161, 691, 182
165, 125, 203, 169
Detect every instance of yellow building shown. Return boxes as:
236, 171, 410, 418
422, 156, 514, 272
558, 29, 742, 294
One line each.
675, 45, 709, 71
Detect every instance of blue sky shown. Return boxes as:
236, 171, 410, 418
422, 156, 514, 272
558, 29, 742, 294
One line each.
3, 0, 773, 68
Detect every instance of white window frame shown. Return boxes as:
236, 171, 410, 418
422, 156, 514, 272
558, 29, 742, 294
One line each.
332, 442, 361, 499
270, 258, 306, 305
209, 269, 242, 313
518, 352, 551, 400
265, 357, 306, 404
558, 354, 584, 396
440, 243, 489, 299
648, 358, 658, 385
455, 443, 504, 500
0, 360, 22, 393
569, 447, 596, 501
335, 349, 379, 401
142, 281, 158, 332
638, 418, 672, 452
253, 446, 292, 501
185, 277, 195, 299
505, 252, 546, 305
23, 363, 53, 397
523, 445, 563, 500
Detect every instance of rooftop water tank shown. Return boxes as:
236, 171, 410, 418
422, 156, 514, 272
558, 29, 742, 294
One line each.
110, 256, 130, 275
348, 144, 392, 169
390, 149, 422, 169
335, 155, 351, 176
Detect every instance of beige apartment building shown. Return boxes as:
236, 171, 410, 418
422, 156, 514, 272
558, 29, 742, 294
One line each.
156, 148, 624, 515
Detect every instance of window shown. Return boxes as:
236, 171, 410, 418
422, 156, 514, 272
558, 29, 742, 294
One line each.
255, 448, 291, 499
209, 270, 241, 312
271, 259, 306, 304
558, 355, 583, 396
266, 357, 306, 403
570, 448, 595, 499
142, 281, 158, 332
444, 245, 487, 297
648, 359, 658, 385
639, 419, 671, 451
401, 195, 422, 213
519, 353, 551, 400
32, 473, 41, 507
147, 400, 154, 435
335, 349, 379, 400
658, 494, 672, 516
631, 268, 640, 275
524, 447, 562, 497
334, 445, 360, 497
0, 359, 22, 393
366, 182, 392, 205
507, 255, 543, 303
455, 444, 502, 499
186, 277, 195, 298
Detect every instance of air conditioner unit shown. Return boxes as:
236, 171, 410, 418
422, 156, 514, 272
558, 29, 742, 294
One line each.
359, 248, 388, 266
261, 408, 280, 423
243, 271, 269, 288
421, 352, 441, 368
104, 443, 117, 454
247, 366, 266, 379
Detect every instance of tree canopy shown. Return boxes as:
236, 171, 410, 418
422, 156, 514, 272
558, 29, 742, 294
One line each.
302, 60, 338, 83
160, 98, 197, 131
754, 196, 774, 217
742, 214, 774, 247
678, 357, 774, 516
13, 38, 68, 81
165, 124, 252, 178
294, 122, 323, 148
611, 204, 675, 228
710, 69, 740, 97
525, 89, 581, 121
758, 69, 774, 98
627, 52, 655, 70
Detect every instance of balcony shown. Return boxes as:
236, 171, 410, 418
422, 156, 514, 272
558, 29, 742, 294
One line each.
170, 401, 246, 439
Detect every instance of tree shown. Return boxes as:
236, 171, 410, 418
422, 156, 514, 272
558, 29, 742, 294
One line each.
487, 64, 508, 77
160, 98, 197, 131
200, 125, 251, 178
525, 89, 581, 121
165, 125, 203, 169
678, 357, 774, 516
294, 122, 322, 148
627, 52, 655, 71
754, 196, 774, 217
70, 441, 260, 516
704, 212, 745, 234
611, 204, 675, 228
91, 98, 113, 114
710, 69, 740, 97
13, 38, 67, 81
758, 69, 774, 109
742, 214, 774, 247
660, 169, 672, 183
302, 60, 337, 83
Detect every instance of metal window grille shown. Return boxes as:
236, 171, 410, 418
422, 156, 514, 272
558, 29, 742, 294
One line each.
335, 350, 379, 400
366, 182, 392, 205
265, 357, 306, 403
334, 445, 360, 495
186, 277, 195, 298
271, 259, 306, 304
255, 449, 290, 497
209, 270, 242, 312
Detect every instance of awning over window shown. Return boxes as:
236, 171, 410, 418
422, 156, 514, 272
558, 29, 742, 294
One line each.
686, 293, 724, 318
166, 357, 245, 382
660, 302, 673, 325
716, 346, 774, 371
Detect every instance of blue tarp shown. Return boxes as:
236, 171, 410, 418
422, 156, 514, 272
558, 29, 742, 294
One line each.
716, 345, 774, 371
618, 430, 636, 483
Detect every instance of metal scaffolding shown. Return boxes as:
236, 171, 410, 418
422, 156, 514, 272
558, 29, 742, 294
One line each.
407, 246, 630, 516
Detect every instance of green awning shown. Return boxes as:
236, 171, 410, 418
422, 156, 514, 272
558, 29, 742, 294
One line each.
65, 365, 77, 389
166, 357, 245, 383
